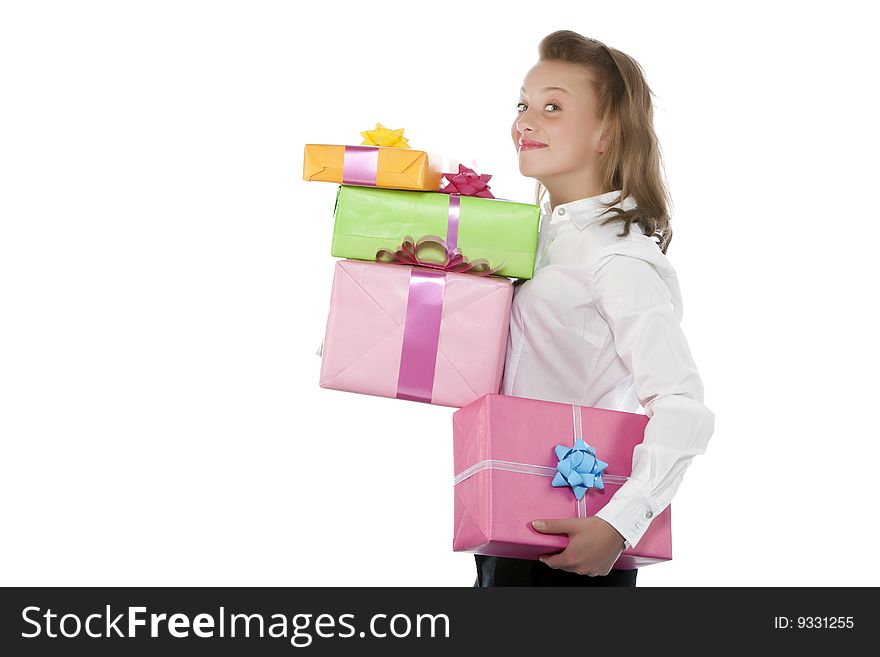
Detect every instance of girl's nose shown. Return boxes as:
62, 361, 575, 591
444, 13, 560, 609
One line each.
516, 121, 534, 137
516, 111, 537, 135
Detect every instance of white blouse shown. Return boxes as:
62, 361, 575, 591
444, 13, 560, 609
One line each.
502, 189, 716, 550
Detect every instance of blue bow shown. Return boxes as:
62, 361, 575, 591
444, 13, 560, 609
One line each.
552, 438, 609, 500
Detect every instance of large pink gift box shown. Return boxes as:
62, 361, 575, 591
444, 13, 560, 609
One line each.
453, 393, 672, 569
319, 259, 513, 408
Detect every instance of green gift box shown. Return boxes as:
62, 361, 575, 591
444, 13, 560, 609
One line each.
330, 185, 540, 280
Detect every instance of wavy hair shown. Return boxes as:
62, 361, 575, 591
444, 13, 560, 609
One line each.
533, 30, 673, 253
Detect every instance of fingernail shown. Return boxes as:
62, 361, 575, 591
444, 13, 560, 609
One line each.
532, 520, 545, 529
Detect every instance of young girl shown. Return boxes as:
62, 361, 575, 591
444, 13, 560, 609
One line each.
473, 31, 716, 586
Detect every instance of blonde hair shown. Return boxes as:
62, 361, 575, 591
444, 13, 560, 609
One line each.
533, 30, 674, 254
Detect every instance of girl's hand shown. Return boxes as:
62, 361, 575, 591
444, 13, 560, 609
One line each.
531, 517, 626, 576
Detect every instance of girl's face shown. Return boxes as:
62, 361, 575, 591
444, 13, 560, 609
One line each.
511, 59, 607, 183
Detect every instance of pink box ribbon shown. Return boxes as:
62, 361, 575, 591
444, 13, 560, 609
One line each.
395, 268, 447, 403
452, 404, 631, 517
342, 145, 380, 186
446, 193, 460, 250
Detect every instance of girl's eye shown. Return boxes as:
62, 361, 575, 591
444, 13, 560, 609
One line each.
516, 102, 560, 113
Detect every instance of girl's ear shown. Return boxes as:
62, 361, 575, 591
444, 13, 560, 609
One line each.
594, 118, 613, 155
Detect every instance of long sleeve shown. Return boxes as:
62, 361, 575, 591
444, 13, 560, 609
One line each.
589, 247, 716, 550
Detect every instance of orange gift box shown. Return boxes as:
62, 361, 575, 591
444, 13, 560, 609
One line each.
302, 144, 444, 191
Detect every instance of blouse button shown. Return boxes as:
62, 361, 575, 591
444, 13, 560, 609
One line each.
645, 510, 653, 519
558, 208, 566, 215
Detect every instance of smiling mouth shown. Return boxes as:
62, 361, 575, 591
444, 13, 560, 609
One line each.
519, 140, 548, 151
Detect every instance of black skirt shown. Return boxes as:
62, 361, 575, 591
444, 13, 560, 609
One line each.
474, 554, 638, 587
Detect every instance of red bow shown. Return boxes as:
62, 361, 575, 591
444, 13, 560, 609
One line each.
376, 235, 501, 276
439, 164, 495, 199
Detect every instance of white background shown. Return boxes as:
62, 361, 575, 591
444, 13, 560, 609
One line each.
1, 0, 877, 586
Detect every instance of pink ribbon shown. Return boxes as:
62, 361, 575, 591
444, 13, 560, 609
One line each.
396, 269, 446, 403
342, 145, 380, 186
447, 194, 460, 250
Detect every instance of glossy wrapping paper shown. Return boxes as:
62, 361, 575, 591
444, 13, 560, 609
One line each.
452, 393, 673, 569
303, 143, 444, 191
319, 259, 513, 408
331, 185, 540, 280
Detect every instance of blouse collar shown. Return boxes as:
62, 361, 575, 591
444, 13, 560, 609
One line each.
540, 189, 638, 230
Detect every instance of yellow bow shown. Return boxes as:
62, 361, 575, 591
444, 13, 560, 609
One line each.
360, 122, 410, 149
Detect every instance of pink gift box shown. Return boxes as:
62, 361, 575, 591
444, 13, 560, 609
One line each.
453, 393, 672, 569
319, 259, 512, 408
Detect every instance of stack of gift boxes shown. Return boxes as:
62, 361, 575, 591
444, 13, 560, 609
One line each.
303, 123, 540, 408
302, 123, 673, 569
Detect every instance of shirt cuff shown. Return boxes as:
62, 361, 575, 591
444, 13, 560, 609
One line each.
593, 479, 657, 551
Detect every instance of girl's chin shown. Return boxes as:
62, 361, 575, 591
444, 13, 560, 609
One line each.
518, 164, 551, 178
